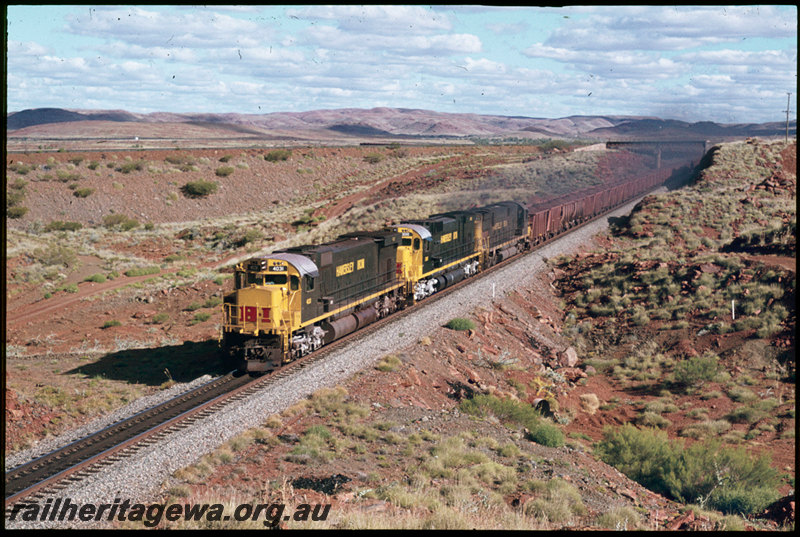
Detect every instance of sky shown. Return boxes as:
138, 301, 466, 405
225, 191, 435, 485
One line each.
5, 5, 798, 124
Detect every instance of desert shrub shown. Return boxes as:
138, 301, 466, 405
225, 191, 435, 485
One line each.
151, 313, 170, 324
672, 352, 719, 392
124, 266, 160, 277
526, 422, 565, 448
235, 229, 263, 247
33, 244, 76, 267
7, 189, 26, 208
523, 478, 586, 522
376, 354, 402, 372
636, 411, 672, 429
291, 208, 325, 228
185, 301, 203, 312
460, 393, 563, 447
182, 180, 218, 198
103, 214, 140, 231
215, 166, 235, 177
84, 273, 107, 283
56, 170, 82, 182
595, 424, 779, 514
102, 319, 122, 329
7, 206, 29, 218
264, 149, 292, 162
445, 318, 475, 331
596, 506, 641, 530
73, 187, 95, 198
87, 160, 100, 170
363, 153, 384, 164
117, 160, 144, 173
9, 162, 31, 175
191, 312, 212, 324
203, 297, 223, 308
44, 221, 83, 232
219, 155, 232, 163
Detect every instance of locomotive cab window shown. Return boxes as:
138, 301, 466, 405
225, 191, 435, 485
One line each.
402, 238, 412, 246
290, 275, 300, 291
262, 274, 287, 286
235, 271, 246, 289
413, 238, 421, 250
305, 275, 315, 291
246, 273, 264, 286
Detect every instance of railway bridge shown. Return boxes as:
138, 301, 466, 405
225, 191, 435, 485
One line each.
606, 140, 708, 168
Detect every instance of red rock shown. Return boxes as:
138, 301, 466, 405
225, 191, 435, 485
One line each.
407, 368, 422, 386
465, 368, 482, 384
559, 367, 587, 382
558, 346, 579, 368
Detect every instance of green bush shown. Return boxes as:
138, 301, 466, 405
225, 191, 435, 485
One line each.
151, 312, 170, 324
376, 354, 402, 372
73, 187, 95, 198
44, 221, 83, 232
34, 244, 77, 267
56, 170, 82, 182
215, 166, 235, 177
117, 160, 144, 174
7, 206, 29, 218
445, 318, 475, 331
10, 162, 31, 175
84, 273, 107, 283
595, 424, 779, 514
672, 352, 718, 391
203, 297, 223, 308
264, 149, 291, 162
102, 214, 140, 231
526, 422, 565, 448
124, 266, 160, 277
103, 319, 122, 329
191, 312, 212, 324
363, 153, 384, 164
182, 180, 218, 198
460, 393, 563, 447
7, 189, 26, 208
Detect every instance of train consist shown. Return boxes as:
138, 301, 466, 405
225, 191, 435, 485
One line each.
222, 166, 674, 373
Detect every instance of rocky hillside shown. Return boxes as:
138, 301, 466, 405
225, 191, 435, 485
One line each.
7, 107, 796, 141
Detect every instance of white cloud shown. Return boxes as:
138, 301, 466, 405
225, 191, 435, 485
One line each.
551, 6, 796, 51
68, 6, 264, 48
288, 5, 452, 33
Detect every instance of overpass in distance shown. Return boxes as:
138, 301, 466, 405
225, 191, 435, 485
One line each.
606, 140, 709, 169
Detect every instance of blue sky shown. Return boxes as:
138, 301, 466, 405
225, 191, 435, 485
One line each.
5, 5, 797, 123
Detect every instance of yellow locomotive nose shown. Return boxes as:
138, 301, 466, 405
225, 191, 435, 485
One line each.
225, 287, 285, 334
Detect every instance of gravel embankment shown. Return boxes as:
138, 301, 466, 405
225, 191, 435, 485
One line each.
6, 192, 659, 529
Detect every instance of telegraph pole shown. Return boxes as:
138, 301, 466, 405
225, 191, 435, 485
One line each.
786, 93, 792, 143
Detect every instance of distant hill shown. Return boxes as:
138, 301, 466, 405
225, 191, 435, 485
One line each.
6, 107, 796, 141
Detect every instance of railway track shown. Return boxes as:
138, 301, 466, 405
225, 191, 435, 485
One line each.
4, 169, 679, 515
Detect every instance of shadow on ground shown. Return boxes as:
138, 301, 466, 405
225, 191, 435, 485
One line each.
65, 340, 232, 386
